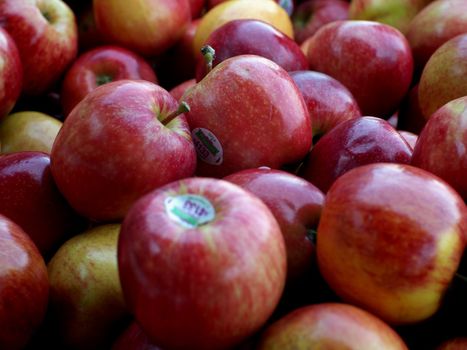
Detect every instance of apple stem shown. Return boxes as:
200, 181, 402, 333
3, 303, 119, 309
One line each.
201, 45, 216, 74
306, 228, 317, 245
161, 101, 190, 126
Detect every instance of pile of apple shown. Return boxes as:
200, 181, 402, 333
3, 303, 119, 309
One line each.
0, 0, 466, 349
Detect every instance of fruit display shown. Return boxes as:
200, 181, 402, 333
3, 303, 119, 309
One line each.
0, 0, 466, 349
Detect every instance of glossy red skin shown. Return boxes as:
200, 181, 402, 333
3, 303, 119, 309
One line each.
306, 20, 413, 118
51, 80, 197, 222
418, 33, 467, 119
224, 168, 324, 284
292, 0, 349, 44
0, 0, 78, 96
437, 338, 467, 350
406, 0, 467, 75
169, 78, 196, 101
94, 0, 190, 56
118, 178, 287, 350
301, 116, 413, 193
0, 214, 49, 349
61, 45, 158, 116
112, 321, 162, 350
183, 55, 312, 178
195, 19, 308, 81
397, 84, 426, 134
289, 70, 361, 139
189, 0, 205, 18
0, 27, 22, 119
411, 96, 467, 200
0, 152, 83, 258
398, 130, 418, 150
317, 163, 467, 324
257, 303, 408, 349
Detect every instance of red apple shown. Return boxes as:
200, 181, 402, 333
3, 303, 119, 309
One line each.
207, 0, 295, 15
397, 84, 427, 134
257, 303, 408, 349
0, 151, 83, 258
411, 96, 467, 200
292, 0, 349, 44
182, 55, 312, 178
306, 20, 414, 118
0, 0, 78, 96
51, 80, 197, 222
93, 0, 191, 57
0, 27, 21, 120
406, 0, 467, 75
169, 78, 196, 101
112, 321, 162, 350
317, 163, 466, 324
189, 0, 205, 18
398, 130, 418, 150
289, 70, 361, 141
437, 338, 467, 350
118, 177, 287, 350
418, 33, 467, 119
61, 45, 158, 116
224, 167, 325, 284
300, 116, 413, 193
0, 214, 49, 349
195, 19, 308, 81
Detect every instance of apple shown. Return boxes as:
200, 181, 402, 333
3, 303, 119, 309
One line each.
169, 79, 196, 101
195, 19, 308, 81
112, 321, 162, 350
418, 33, 467, 120
93, 0, 191, 57
224, 167, 325, 285
406, 0, 467, 75
0, 214, 49, 349
0, 27, 22, 120
118, 177, 287, 350
189, 0, 205, 18
398, 130, 418, 150
47, 224, 129, 350
61, 45, 158, 116
411, 96, 467, 201
0, 111, 62, 154
289, 70, 361, 141
306, 20, 414, 118
0, 0, 78, 96
257, 303, 408, 349
300, 116, 413, 193
349, 0, 431, 35
397, 84, 427, 134
437, 338, 467, 350
317, 163, 466, 324
193, 0, 294, 55
51, 80, 197, 222
207, 0, 295, 15
0, 151, 84, 258
182, 54, 312, 178
292, 0, 349, 44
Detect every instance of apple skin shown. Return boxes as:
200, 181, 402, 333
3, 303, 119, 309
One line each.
257, 303, 408, 349
169, 79, 196, 101
406, 0, 467, 75
61, 45, 158, 116
306, 20, 414, 118
0, 27, 22, 120
0, 0, 78, 96
398, 130, 418, 150
93, 0, 190, 57
418, 33, 467, 120
207, 0, 295, 15
224, 167, 325, 284
189, 0, 205, 18
289, 70, 361, 141
112, 321, 162, 350
0, 151, 84, 258
292, 0, 349, 44
51, 80, 197, 222
437, 338, 467, 350
195, 19, 308, 81
182, 55, 312, 178
411, 96, 467, 201
397, 84, 427, 134
300, 116, 413, 193
0, 214, 49, 349
118, 177, 287, 350
47, 224, 129, 350
0, 111, 62, 154
317, 163, 466, 325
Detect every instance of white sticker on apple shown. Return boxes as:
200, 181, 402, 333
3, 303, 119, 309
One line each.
164, 194, 216, 228
191, 127, 223, 165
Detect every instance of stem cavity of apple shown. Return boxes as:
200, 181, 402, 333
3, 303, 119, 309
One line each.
161, 101, 190, 126
201, 45, 216, 74
306, 228, 317, 245
96, 74, 113, 86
